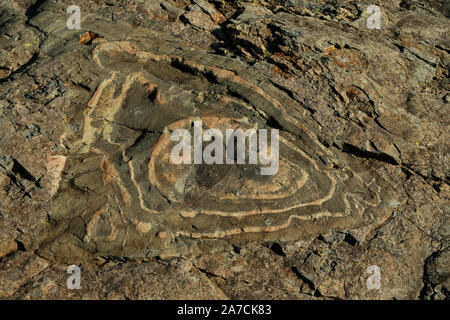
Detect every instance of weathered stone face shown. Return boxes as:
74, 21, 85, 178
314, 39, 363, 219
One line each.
0, 0, 448, 300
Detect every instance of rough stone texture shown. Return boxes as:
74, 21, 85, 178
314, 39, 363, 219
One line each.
0, 0, 448, 299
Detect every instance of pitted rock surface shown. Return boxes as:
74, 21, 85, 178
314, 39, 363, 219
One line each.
0, 0, 448, 299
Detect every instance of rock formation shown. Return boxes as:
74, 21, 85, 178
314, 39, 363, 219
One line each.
0, 0, 448, 299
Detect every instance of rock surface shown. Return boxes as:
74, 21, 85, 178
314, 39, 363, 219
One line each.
0, 0, 448, 299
